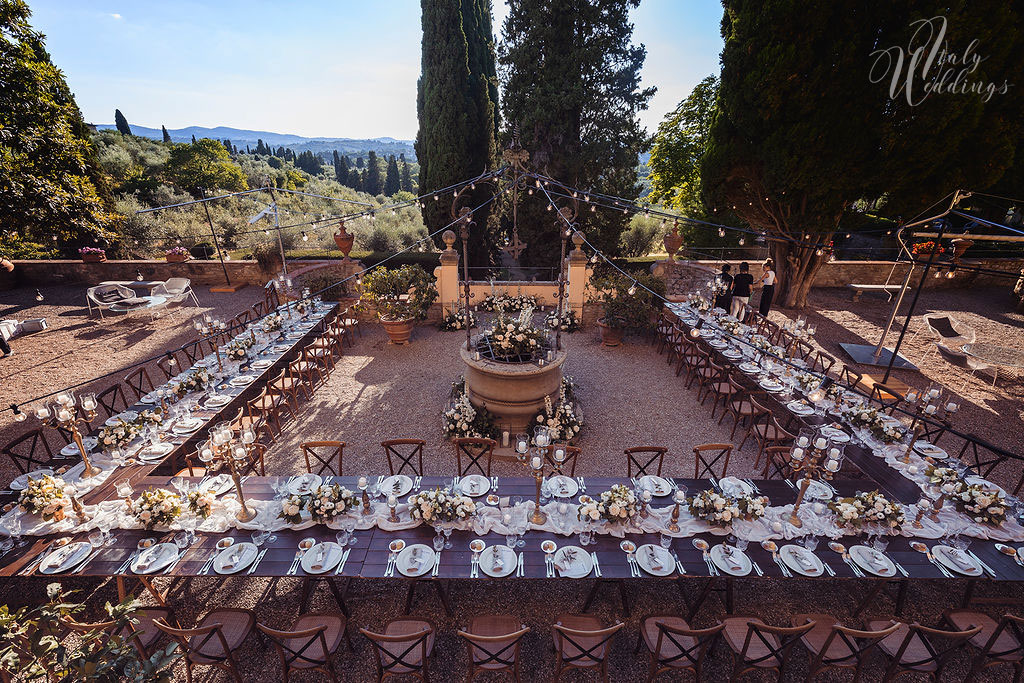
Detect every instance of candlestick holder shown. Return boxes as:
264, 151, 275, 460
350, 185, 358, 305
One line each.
787, 429, 844, 528
388, 498, 400, 523
668, 501, 681, 533
360, 481, 372, 515
201, 422, 258, 522
36, 391, 101, 479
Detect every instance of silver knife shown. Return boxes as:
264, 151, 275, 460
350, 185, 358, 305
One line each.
384, 553, 395, 577
432, 551, 441, 577
517, 552, 524, 577
413, 476, 422, 492
591, 552, 601, 577
116, 549, 140, 575
72, 547, 102, 574
163, 550, 186, 574
752, 561, 764, 576
894, 562, 909, 578
335, 548, 351, 575
967, 550, 997, 578
247, 549, 267, 575
670, 549, 687, 575
287, 549, 303, 575
20, 542, 58, 575
198, 554, 215, 575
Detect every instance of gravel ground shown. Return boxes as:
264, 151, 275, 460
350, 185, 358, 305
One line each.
0, 285, 1022, 681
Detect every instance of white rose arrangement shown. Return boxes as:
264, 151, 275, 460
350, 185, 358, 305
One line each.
687, 294, 711, 313
718, 319, 743, 337
482, 306, 547, 360
688, 490, 769, 527
135, 408, 163, 428
577, 485, 638, 525
795, 372, 821, 393
529, 377, 583, 442
925, 465, 966, 496
439, 307, 476, 331
278, 494, 305, 525
442, 378, 499, 440
128, 488, 182, 530
955, 484, 1007, 526
174, 367, 211, 397
187, 489, 215, 519
480, 292, 538, 313
17, 475, 71, 522
307, 484, 359, 523
262, 313, 283, 333
225, 340, 250, 362
406, 488, 476, 524
98, 419, 140, 452
828, 490, 904, 531
544, 309, 581, 333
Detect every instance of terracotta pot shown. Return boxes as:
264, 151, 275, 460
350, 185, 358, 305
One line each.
165, 254, 189, 263
81, 253, 106, 263
597, 318, 625, 346
950, 238, 974, 260
663, 226, 684, 261
1, 258, 13, 273
334, 220, 355, 259
380, 317, 414, 345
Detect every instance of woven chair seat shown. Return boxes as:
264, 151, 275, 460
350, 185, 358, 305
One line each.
285, 614, 346, 668
945, 611, 1023, 659
188, 609, 254, 664
555, 614, 610, 662
792, 614, 854, 662
867, 620, 938, 672
382, 619, 435, 673
754, 423, 789, 439
642, 616, 697, 666
723, 617, 781, 668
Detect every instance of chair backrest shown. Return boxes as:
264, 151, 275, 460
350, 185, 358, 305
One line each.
360, 624, 434, 676
810, 350, 836, 375
96, 383, 129, 420
651, 619, 724, 673
738, 620, 815, 669
2, 429, 57, 474
382, 439, 425, 477
747, 397, 773, 424
836, 365, 862, 390
164, 278, 191, 294
88, 284, 131, 306
692, 443, 732, 479
869, 382, 903, 412
264, 280, 280, 310
457, 624, 530, 671
888, 622, 982, 674
153, 617, 235, 665
813, 619, 902, 669
156, 354, 177, 381
979, 613, 1024, 662
180, 340, 204, 366
257, 619, 333, 672
124, 367, 156, 401
553, 621, 624, 669
543, 445, 582, 476
925, 315, 967, 340
625, 446, 667, 477
251, 301, 267, 318
234, 309, 253, 326
454, 438, 496, 477
762, 446, 795, 480
301, 441, 344, 477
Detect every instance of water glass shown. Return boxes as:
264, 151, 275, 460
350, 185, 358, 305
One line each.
115, 480, 134, 499
433, 528, 446, 552
251, 529, 270, 547
579, 528, 593, 546
170, 476, 185, 495
88, 530, 105, 549
801, 535, 819, 552
174, 531, 190, 551
443, 524, 454, 550
659, 533, 672, 550
343, 517, 357, 545
335, 530, 350, 548
872, 535, 888, 553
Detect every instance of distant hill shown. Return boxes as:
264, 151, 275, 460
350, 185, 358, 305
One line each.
94, 124, 416, 160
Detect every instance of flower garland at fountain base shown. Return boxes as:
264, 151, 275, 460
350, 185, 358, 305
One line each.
442, 377, 501, 440
528, 376, 583, 443
439, 307, 476, 331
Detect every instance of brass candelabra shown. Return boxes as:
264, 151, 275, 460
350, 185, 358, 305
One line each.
35, 391, 101, 479
902, 385, 959, 464
787, 429, 845, 528
512, 428, 554, 525
199, 422, 258, 522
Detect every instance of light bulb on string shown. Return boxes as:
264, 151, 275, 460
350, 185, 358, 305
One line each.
815, 248, 823, 256
546, 204, 552, 211
845, 233, 851, 238
627, 284, 637, 296
302, 232, 309, 242
12, 405, 26, 422
528, 189, 534, 195
136, 270, 144, 282
433, 194, 438, 201
738, 237, 745, 245
264, 229, 270, 236
35, 289, 44, 302
718, 228, 725, 238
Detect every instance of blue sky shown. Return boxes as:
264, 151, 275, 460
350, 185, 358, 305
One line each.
29, 0, 723, 139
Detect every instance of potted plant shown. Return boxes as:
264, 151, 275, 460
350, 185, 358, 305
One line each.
78, 246, 106, 263
164, 246, 190, 263
589, 272, 665, 347
911, 240, 945, 257
359, 264, 438, 344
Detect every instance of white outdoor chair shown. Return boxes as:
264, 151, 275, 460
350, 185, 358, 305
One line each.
153, 278, 199, 307
86, 284, 136, 319
915, 313, 976, 358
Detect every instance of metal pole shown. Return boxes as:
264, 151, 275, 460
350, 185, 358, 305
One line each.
872, 264, 914, 360
266, 187, 288, 275
199, 187, 231, 287
460, 213, 474, 351
555, 224, 569, 351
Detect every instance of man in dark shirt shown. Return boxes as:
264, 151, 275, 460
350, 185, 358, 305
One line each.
714, 264, 733, 312
730, 262, 754, 319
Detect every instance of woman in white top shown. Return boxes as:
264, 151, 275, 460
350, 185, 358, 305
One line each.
757, 259, 776, 316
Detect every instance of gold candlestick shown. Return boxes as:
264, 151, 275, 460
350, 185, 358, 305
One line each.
787, 435, 842, 528
668, 502, 681, 533
362, 486, 372, 515
531, 469, 547, 525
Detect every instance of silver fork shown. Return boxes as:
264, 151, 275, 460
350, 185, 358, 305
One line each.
286, 548, 304, 575
432, 551, 442, 577
751, 561, 764, 576
577, 477, 586, 493
491, 476, 498, 492
247, 549, 267, 575
384, 552, 396, 577
626, 553, 638, 576
413, 476, 422, 492
591, 552, 601, 578
470, 554, 479, 579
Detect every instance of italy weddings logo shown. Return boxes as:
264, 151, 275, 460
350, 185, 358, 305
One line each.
869, 15, 1012, 105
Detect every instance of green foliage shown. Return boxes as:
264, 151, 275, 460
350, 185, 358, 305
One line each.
416, 0, 499, 267
498, 0, 654, 266
588, 270, 665, 330
113, 108, 132, 136
363, 150, 382, 195
0, 583, 178, 681
384, 155, 401, 195
360, 264, 438, 321
166, 138, 248, 193
0, 0, 118, 252
0, 231, 56, 259
618, 213, 661, 257
648, 75, 717, 214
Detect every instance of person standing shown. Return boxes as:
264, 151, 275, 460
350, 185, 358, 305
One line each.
713, 263, 733, 312
757, 259, 776, 316
730, 262, 754, 319
0, 256, 12, 358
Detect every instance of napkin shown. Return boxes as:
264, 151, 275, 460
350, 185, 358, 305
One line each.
311, 544, 328, 571
294, 474, 314, 493
721, 546, 742, 571
137, 545, 165, 571
556, 478, 571, 495
947, 548, 975, 571
792, 549, 815, 570
466, 478, 480, 494
408, 548, 423, 573
491, 547, 505, 571
647, 546, 664, 571
867, 549, 888, 570
46, 544, 75, 569
222, 547, 244, 571
553, 549, 576, 574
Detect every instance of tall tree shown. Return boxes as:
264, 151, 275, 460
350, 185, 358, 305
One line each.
383, 154, 401, 195
702, 2, 1023, 308
161, 125, 171, 143
355, 156, 364, 169
400, 158, 414, 192
113, 108, 131, 135
416, 0, 499, 266
0, 0, 116, 251
499, 0, 654, 266
649, 76, 717, 214
166, 138, 248, 194
363, 150, 382, 195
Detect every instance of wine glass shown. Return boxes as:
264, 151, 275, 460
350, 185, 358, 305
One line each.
442, 522, 454, 550
98, 516, 115, 546
170, 476, 186, 496
343, 516, 357, 545
335, 529, 350, 549
251, 529, 270, 547
659, 533, 673, 550
3, 513, 24, 547
173, 531, 190, 553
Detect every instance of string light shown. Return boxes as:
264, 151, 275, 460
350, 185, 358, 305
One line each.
12, 404, 25, 422
718, 228, 726, 238
165, 352, 177, 367
301, 231, 309, 241
35, 289, 44, 302
590, 205, 596, 212
627, 283, 637, 296
815, 248, 823, 256
136, 270, 144, 281
738, 237, 745, 245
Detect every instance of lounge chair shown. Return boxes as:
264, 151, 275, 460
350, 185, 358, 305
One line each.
915, 313, 976, 358
86, 284, 136, 319
152, 277, 199, 307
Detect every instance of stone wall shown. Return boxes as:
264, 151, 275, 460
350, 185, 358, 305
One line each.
0, 259, 273, 291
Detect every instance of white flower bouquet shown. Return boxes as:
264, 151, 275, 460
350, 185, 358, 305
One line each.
262, 313, 283, 333
129, 488, 182, 530
480, 292, 538, 313
407, 488, 476, 523
174, 367, 211, 397
718, 319, 743, 337
442, 384, 499, 440
307, 484, 359, 523
439, 307, 476, 331
925, 465, 965, 496
870, 420, 905, 444
544, 309, 581, 333
795, 372, 821, 393
578, 485, 638, 525
686, 294, 711, 312
688, 490, 768, 526
187, 489, 215, 519
278, 494, 305, 525
529, 377, 582, 442
17, 475, 71, 521
98, 419, 139, 452
482, 306, 547, 360
828, 490, 904, 532
225, 340, 250, 362
955, 484, 1007, 526
134, 408, 163, 428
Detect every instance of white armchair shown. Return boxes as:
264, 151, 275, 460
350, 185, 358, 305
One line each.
152, 277, 199, 307
86, 284, 136, 319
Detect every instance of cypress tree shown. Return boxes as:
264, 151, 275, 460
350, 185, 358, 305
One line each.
161, 125, 171, 143
363, 150, 383, 195
114, 109, 131, 135
191, 134, 196, 144
400, 158, 414, 192
355, 156, 364, 169
222, 139, 232, 153
383, 154, 401, 195
416, 0, 498, 266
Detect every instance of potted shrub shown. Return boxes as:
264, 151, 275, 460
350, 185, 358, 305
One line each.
911, 240, 945, 258
78, 247, 106, 263
589, 271, 665, 347
165, 246, 190, 263
360, 264, 438, 344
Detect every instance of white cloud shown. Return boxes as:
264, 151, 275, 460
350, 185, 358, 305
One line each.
109, 13, 122, 20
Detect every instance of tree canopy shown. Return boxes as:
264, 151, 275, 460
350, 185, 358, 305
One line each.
165, 138, 248, 194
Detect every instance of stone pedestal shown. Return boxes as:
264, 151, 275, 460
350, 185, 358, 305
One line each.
460, 345, 567, 433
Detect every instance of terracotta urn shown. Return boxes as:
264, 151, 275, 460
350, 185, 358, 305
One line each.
950, 238, 974, 260
597, 318, 625, 346
663, 225, 684, 261
334, 220, 355, 259
380, 317, 414, 345
81, 253, 106, 263
165, 254, 189, 263
1, 258, 13, 273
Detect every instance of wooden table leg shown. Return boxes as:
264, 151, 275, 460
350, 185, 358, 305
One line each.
687, 578, 716, 622
853, 581, 886, 617
138, 577, 168, 607
894, 580, 908, 616
328, 578, 351, 618
434, 579, 453, 618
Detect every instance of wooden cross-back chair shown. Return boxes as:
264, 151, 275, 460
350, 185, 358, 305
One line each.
61, 607, 174, 662
792, 339, 816, 363
543, 445, 582, 476
124, 366, 156, 402
761, 446, 795, 481
866, 620, 982, 682
457, 615, 530, 683
723, 617, 816, 681
2, 429, 69, 475
251, 300, 267, 318
301, 441, 344, 477
382, 439, 425, 477
869, 382, 904, 414
96, 383, 129, 420
739, 397, 795, 467
955, 439, 1018, 493
638, 616, 723, 681
360, 619, 436, 682
835, 365, 863, 390
552, 615, 624, 682
153, 609, 255, 683
944, 610, 1024, 682
625, 446, 667, 478
180, 340, 205, 366
156, 354, 178, 381
454, 438, 496, 478
264, 280, 280, 311
792, 614, 901, 682
809, 350, 836, 375
692, 443, 732, 480
256, 613, 351, 683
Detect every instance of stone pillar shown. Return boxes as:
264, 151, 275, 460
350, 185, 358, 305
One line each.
566, 231, 590, 314
435, 229, 460, 309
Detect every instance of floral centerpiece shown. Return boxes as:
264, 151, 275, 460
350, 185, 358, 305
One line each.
225, 340, 250, 362
925, 465, 965, 495
870, 419, 904, 444
844, 404, 881, 430
135, 408, 163, 428
406, 488, 476, 524
544, 308, 581, 333
174, 367, 210, 397
955, 484, 1007, 526
306, 484, 359, 523
17, 475, 71, 521
443, 378, 499, 439
439, 307, 476, 331
479, 291, 538, 313
98, 420, 139, 452
187, 489, 215, 519
262, 313, 283, 333
129, 489, 182, 530
750, 335, 773, 353
718, 319, 743, 337
480, 306, 546, 361
278, 494, 306, 525
165, 246, 190, 262
529, 377, 582, 442
688, 490, 769, 527
828, 490, 904, 532
795, 372, 821, 393
293, 299, 309, 316
686, 294, 711, 313
577, 485, 638, 524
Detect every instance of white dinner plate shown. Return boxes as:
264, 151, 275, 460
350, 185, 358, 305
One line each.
638, 475, 672, 497
549, 475, 579, 498
287, 474, 323, 496
637, 544, 676, 577
301, 542, 343, 574
787, 401, 816, 416
213, 542, 258, 575
458, 474, 490, 497
780, 544, 824, 577
718, 477, 753, 497
61, 437, 97, 457
10, 469, 54, 491
739, 362, 761, 374
710, 544, 752, 576
39, 541, 91, 574
105, 411, 138, 426
818, 427, 851, 443
965, 477, 1006, 497
759, 379, 784, 392
849, 545, 897, 577
201, 473, 234, 496
380, 475, 413, 498
722, 350, 743, 360
171, 418, 203, 435
250, 359, 274, 370
131, 543, 179, 574
396, 544, 435, 577
202, 394, 232, 409
138, 442, 174, 462
707, 339, 727, 350
553, 545, 593, 578
480, 544, 517, 577
933, 545, 983, 576
229, 375, 256, 387
139, 392, 159, 405
912, 441, 948, 459
800, 479, 834, 501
